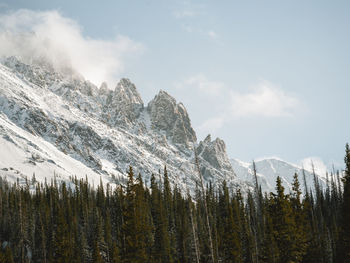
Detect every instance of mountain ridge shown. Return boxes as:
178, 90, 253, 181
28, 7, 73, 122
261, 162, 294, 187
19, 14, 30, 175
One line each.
0, 56, 326, 193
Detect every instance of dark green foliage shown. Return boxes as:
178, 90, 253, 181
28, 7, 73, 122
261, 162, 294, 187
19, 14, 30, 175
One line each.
218, 181, 242, 262
338, 143, 350, 262
269, 177, 303, 262
0, 144, 349, 262
0, 243, 15, 263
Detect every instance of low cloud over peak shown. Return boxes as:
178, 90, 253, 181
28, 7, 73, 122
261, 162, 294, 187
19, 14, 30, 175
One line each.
0, 9, 144, 87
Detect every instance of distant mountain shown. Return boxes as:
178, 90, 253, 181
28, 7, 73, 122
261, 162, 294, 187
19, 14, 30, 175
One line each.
0, 56, 326, 193
231, 158, 327, 193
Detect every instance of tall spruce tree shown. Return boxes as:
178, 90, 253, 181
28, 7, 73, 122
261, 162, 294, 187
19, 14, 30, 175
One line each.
122, 166, 137, 263
270, 176, 299, 263
0, 157, 349, 263
219, 180, 242, 262
338, 143, 350, 262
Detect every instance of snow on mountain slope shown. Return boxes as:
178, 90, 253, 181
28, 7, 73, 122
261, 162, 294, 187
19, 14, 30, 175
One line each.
0, 57, 240, 192
0, 56, 327, 194
0, 112, 105, 186
231, 158, 327, 193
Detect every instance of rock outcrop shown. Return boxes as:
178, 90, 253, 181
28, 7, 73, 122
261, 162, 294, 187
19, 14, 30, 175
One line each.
147, 90, 196, 146
0, 56, 328, 194
107, 78, 144, 127
196, 134, 235, 180
0, 56, 240, 193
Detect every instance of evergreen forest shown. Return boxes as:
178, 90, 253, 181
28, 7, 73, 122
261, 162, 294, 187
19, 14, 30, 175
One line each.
0, 143, 350, 263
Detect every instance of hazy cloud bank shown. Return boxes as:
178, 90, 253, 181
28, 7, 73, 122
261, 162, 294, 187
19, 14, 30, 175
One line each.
0, 9, 144, 87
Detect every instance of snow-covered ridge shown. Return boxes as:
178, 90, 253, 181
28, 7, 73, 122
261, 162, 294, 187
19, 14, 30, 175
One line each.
0, 57, 238, 192
230, 158, 327, 193
0, 56, 326, 193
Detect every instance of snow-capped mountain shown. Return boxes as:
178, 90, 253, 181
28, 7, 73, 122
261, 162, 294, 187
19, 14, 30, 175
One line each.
0, 56, 326, 193
0, 56, 238, 191
231, 158, 327, 194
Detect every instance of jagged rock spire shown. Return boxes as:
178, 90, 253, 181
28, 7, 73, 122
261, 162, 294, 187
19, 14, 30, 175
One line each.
106, 78, 144, 126
147, 90, 196, 145
196, 135, 234, 180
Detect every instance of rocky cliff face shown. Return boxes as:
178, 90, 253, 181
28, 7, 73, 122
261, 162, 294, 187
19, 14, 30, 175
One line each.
147, 90, 197, 146
103, 78, 144, 127
0, 57, 239, 193
196, 134, 235, 181
0, 56, 327, 194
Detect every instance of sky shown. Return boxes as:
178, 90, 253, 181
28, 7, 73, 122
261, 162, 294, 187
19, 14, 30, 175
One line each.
0, 0, 349, 171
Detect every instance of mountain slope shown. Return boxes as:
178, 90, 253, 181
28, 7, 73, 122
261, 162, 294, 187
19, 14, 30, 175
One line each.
0, 57, 326, 193
231, 158, 326, 193
0, 57, 238, 192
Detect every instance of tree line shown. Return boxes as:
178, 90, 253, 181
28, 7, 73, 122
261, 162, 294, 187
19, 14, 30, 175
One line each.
0, 143, 350, 262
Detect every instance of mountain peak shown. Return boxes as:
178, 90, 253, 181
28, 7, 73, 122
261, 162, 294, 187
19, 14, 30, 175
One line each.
204, 134, 212, 143
0, 55, 328, 196
99, 81, 108, 90
155, 89, 177, 104
196, 135, 234, 180
115, 78, 133, 90
147, 90, 196, 145
103, 78, 144, 126
114, 78, 143, 102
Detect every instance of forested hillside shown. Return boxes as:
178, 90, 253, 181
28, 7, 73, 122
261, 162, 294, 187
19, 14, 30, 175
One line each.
0, 144, 349, 263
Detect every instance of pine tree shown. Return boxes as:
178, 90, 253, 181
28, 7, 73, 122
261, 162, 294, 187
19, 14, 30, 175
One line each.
52, 188, 72, 262
218, 180, 242, 262
270, 176, 299, 263
133, 173, 150, 262
0, 160, 348, 262
33, 209, 47, 263
337, 143, 350, 262
163, 167, 176, 261
260, 211, 279, 263
0, 244, 15, 263
122, 166, 137, 263
290, 173, 308, 261
111, 241, 121, 263
150, 173, 172, 262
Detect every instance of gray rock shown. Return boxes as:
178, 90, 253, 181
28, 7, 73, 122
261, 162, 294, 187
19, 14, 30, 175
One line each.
105, 78, 144, 127
147, 90, 196, 146
196, 134, 235, 180
0, 57, 245, 194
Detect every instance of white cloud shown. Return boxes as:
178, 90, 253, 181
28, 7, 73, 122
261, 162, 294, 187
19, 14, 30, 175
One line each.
176, 75, 303, 135
0, 9, 144, 87
230, 83, 300, 118
180, 75, 300, 119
